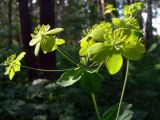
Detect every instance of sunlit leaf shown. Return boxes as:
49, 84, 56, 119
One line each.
41, 35, 55, 52
112, 18, 122, 27
45, 28, 64, 35
79, 38, 95, 56
105, 4, 116, 14
4, 52, 26, 80
91, 29, 105, 41
122, 42, 145, 60
56, 68, 83, 87
55, 38, 65, 45
16, 52, 26, 61
88, 43, 112, 63
29, 36, 41, 46
124, 2, 143, 17
29, 25, 64, 56
34, 43, 40, 56
14, 61, 21, 72
9, 68, 15, 80
106, 54, 123, 75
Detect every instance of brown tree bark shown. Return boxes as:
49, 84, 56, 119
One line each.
8, 0, 12, 47
95, 0, 106, 19
145, 0, 153, 43
17, 0, 37, 80
39, 0, 56, 79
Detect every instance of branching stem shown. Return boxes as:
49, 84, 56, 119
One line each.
57, 47, 78, 66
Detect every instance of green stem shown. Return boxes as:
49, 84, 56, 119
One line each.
115, 60, 130, 120
57, 47, 78, 66
21, 65, 71, 72
91, 93, 101, 120
7, 63, 71, 72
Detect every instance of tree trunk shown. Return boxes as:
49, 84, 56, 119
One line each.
145, 0, 153, 44
17, 0, 37, 80
95, 0, 106, 19
39, 0, 56, 79
8, 0, 12, 47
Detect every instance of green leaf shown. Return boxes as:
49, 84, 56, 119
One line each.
34, 42, 40, 56
80, 71, 104, 94
29, 36, 41, 46
118, 104, 134, 120
40, 35, 55, 52
56, 68, 83, 87
105, 4, 116, 14
112, 18, 122, 27
9, 68, 15, 80
79, 38, 95, 56
14, 61, 21, 72
4, 52, 26, 80
55, 38, 65, 45
106, 54, 123, 75
16, 52, 26, 61
124, 2, 143, 17
88, 43, 112, 63
45, 28, 64, 35
102, 103, 133, 120
122, 42, 145, 60
91, 29, 105, 41
112, 17, 141, 32
30, 25, 64, 56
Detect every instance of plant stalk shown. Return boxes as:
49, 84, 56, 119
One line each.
91, 93, 101, 120
115, 60, 130, 120
57, 47, 78, 66
6, 63, 71, 72
20, 64, 71, 72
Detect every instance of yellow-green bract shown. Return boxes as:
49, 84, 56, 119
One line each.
79, 3, 145, 75
4, 52, 26, 80
29, 24, 65, 56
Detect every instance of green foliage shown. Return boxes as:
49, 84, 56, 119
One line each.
2, 2, 149, 120
29, 25, 64, 56
56, 67, 83, 87
80, 27, 145, 74
79, 2, 145, 75
57, 67, 104, 94
123, 2, 144, 17
102, 103, 133, 120
4, 52, 26, 80
104, 4, 116, 14
105, 54, 123, 75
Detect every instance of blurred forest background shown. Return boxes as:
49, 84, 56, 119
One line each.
0, 0, 160, 120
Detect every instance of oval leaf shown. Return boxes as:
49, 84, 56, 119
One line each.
16, 52, 26, 62
55, 38, 65, 45
106, 54, 123, 75
56, 68, 83, 87
122, 42, 145, 60
29, 36, 41, 46
34, 42, 40, 56
41, 35, 55, 52
91, 29, 105, 41
88, 43, 112, 63
45, 28, 64, 35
